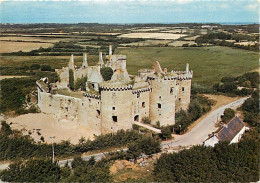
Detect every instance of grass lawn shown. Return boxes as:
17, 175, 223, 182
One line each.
115, 46, 258, 87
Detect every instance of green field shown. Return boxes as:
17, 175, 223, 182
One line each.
115, 46, 258, 87
0, 55, 99, 69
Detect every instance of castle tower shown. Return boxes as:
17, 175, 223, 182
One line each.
109, 45, 113, 55
100, 85, 133, 134
148, 61, 176, 126
98, 52, 104, 67
82, 53, 88, 68
175, 63, 192, 111
149, 78, 176, 126
68, 54, 75, 69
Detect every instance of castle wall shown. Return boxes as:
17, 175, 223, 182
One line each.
56, 68, 69, 89
149, 78, 176, 126
100, 88, 133, 134
132, 89, 150, 123
175, 79, 191, 111
38, 91, 81, 122
78, 96, 102, 136
37, 87, 102, 136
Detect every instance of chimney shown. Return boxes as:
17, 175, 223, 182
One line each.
82, 53, 88, 68
99, 52, 104, 67
69, 54, 75, 69
186, 63, 189, 73
109, 45, 112, 55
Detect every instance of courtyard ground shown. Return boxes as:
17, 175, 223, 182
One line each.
6, 113, 94, 144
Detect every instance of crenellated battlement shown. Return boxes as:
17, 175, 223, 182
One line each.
132, 87, 151, 94
100, 85, 133, 91
83, 93, 101, 99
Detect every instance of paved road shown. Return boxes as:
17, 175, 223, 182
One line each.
161, 97, 248, 149
58, 149, 128, 167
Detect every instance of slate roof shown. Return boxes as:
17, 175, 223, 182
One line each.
217, 116, 245, 142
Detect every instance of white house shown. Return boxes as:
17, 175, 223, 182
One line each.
204, 116, 249, 147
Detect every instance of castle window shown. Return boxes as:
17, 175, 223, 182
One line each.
142, 102, 145, 108
89, 99, 91, 102
137, 93, 140, 98
134, 115, 139, 122
170, 87, 174, 95
112, 116, 118, 122
112, 107, 115, 110
159, 96, 161, 99
49, 104, 52, 107
182, 87, 185, 91
158, 103, 161, 109
82, 103, 84, 106
96, 110, 100, 116
179, 98, 181, 101
65, 107, 68, 112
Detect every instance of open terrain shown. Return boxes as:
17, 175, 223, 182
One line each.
118, 33, 187, 40
116, 46, 258, 87
0, 55, 99, 69
0, 41, 53, 53
6, 113, 94, 144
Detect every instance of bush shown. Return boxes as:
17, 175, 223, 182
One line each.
74, 76, 88, 91
127, 136, 161, 160
30, 64, 40, 70
41, 65, 53, 71
160, 126, 173, 140
100, 67, 113, 81
141, 117, 151, 124
0, 159, 61, 182
221, 108, 235, 123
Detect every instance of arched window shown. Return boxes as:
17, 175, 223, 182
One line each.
134, 115, 139, 122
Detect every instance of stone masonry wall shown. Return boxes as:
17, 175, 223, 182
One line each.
149, 78, 176, 126
100, 88, 133, 134
175, 79, 191, 111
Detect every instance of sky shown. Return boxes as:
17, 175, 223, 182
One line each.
0, 0, 259, 24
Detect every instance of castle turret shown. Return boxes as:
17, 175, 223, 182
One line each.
98, 52, 104, 67
109, 45, 113, 55
82, 53, 88, 68
69, 54, 75, 69
186, 63, 189, 73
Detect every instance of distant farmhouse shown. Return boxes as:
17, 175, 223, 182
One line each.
204, 116, 249, 147
36, 46, 193, 136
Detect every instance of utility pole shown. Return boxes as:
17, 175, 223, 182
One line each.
50, 136, 55, 163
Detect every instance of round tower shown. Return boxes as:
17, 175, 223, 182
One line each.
149, 76, 176, 126
100, 84, 133, 134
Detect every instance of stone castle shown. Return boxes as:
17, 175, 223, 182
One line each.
37, 45, 193, 136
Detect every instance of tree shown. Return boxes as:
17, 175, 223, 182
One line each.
69, 69, 74, 90
0, 159, 61, 182
221, 108, 235, 123
127, 136, 161, 161
160, 126, 173, 140
0, 121, 12, 136
100, 67, 113, 81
